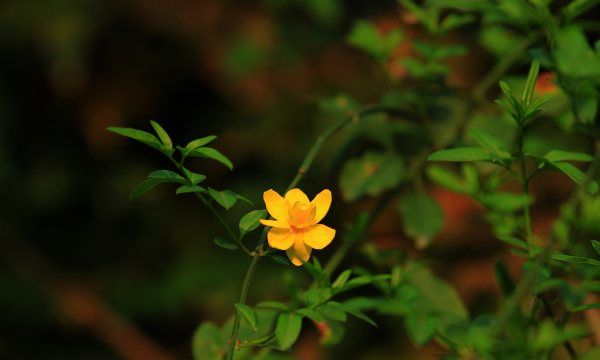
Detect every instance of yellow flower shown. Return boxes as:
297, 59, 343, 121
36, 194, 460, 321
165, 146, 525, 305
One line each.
259, 188, 335, 266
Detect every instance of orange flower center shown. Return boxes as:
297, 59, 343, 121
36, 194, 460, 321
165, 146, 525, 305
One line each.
288, 202, 316, 229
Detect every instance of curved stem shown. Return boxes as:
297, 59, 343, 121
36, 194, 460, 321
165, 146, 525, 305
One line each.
516, 128, 534, 254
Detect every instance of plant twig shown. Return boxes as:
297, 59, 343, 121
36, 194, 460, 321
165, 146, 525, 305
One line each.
224, 105, 393, 359
167, 156, 253, 256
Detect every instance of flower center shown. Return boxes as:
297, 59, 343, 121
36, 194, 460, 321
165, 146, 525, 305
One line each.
288, 202, 316, 229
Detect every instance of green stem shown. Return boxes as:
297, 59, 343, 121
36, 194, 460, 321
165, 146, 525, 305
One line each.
517, 128, 534, 254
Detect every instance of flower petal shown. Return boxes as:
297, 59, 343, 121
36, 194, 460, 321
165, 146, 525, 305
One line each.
286, 235, 312, 266
303, 224, 335, 250
285, 188, 310, 206
263, 189, 287, 221
259, 219, 289, 228
311, 189, 332, 223
267, 228, 295, 250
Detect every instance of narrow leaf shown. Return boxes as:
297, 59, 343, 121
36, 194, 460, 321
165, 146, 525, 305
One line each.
148, 170, 186, 183
592, 240, 600, 257
234, 303, 259, 332
468, 129, 511, 159
275, 313, 302, 350
149, 120, 172, 150
107, 127, 162, 150
332, 270, 352, 289
296, 308, 325, 322
426, 165, 468, 193
545, 150, 595, 163
552, 253, 600, 266
239, 209, 267, 236
497, 235, 529, 250
190, 147, 233, 170
342, 305, 377, 327
256, 301, 288, 311
480, 193, 532, 213
130, 178, 174, 200
522, 59, 540, 105
553, 162, 599, 194
182, 167, 206, 185
175, 185, 205, 195
213, 237, 238, 250
185, 135, 217, 152
427, 147, 492, 162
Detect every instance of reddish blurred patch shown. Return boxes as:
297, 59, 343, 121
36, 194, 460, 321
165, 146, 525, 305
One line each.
535, 72, 558, 95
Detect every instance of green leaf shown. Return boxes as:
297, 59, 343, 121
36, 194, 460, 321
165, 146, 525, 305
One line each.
317, 302, 347, 322
544, 150, 594, 163
404, 312, 437, 346
236, 194, 254, 206
440, 14, 474, 33
208, 188, 238, 210
347, 20, 403, 61
398, 192, 444, 248
339, 151, 404, 201
427, 147, 492, 162
189, 147, 233, 170
182, 168, 207, 185
497, 235, 528, 250
148, 170, 186, 183
296, 308, 326, 322
213, 237, 238, 250
480, 193, 532, 213
569, 302, 600, 312
192, 322, 225, 360
107, 126, 162, 151
521, 59, 540, 105
552, 253, 600, 266
341, 305, 377, 327
552, 162, 598, 194
426, 165, 469, 193
235, 303, 259, 332
409, 265, 468, 322
332, 270, 352, 289
304, 288, 333, 307
335, 274, 391, 294
269, 254, 292, 266
468, 129, 511, 159
176, 185, 205, 195
185, 135, 217, 153
149, 120, 172, 150
592, 240, 600, 257
275, 313, 302, 350
553, 26, 600, 78
256, 301, 289, 311
239, 209, 267, 237
130, 177, 175, 200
